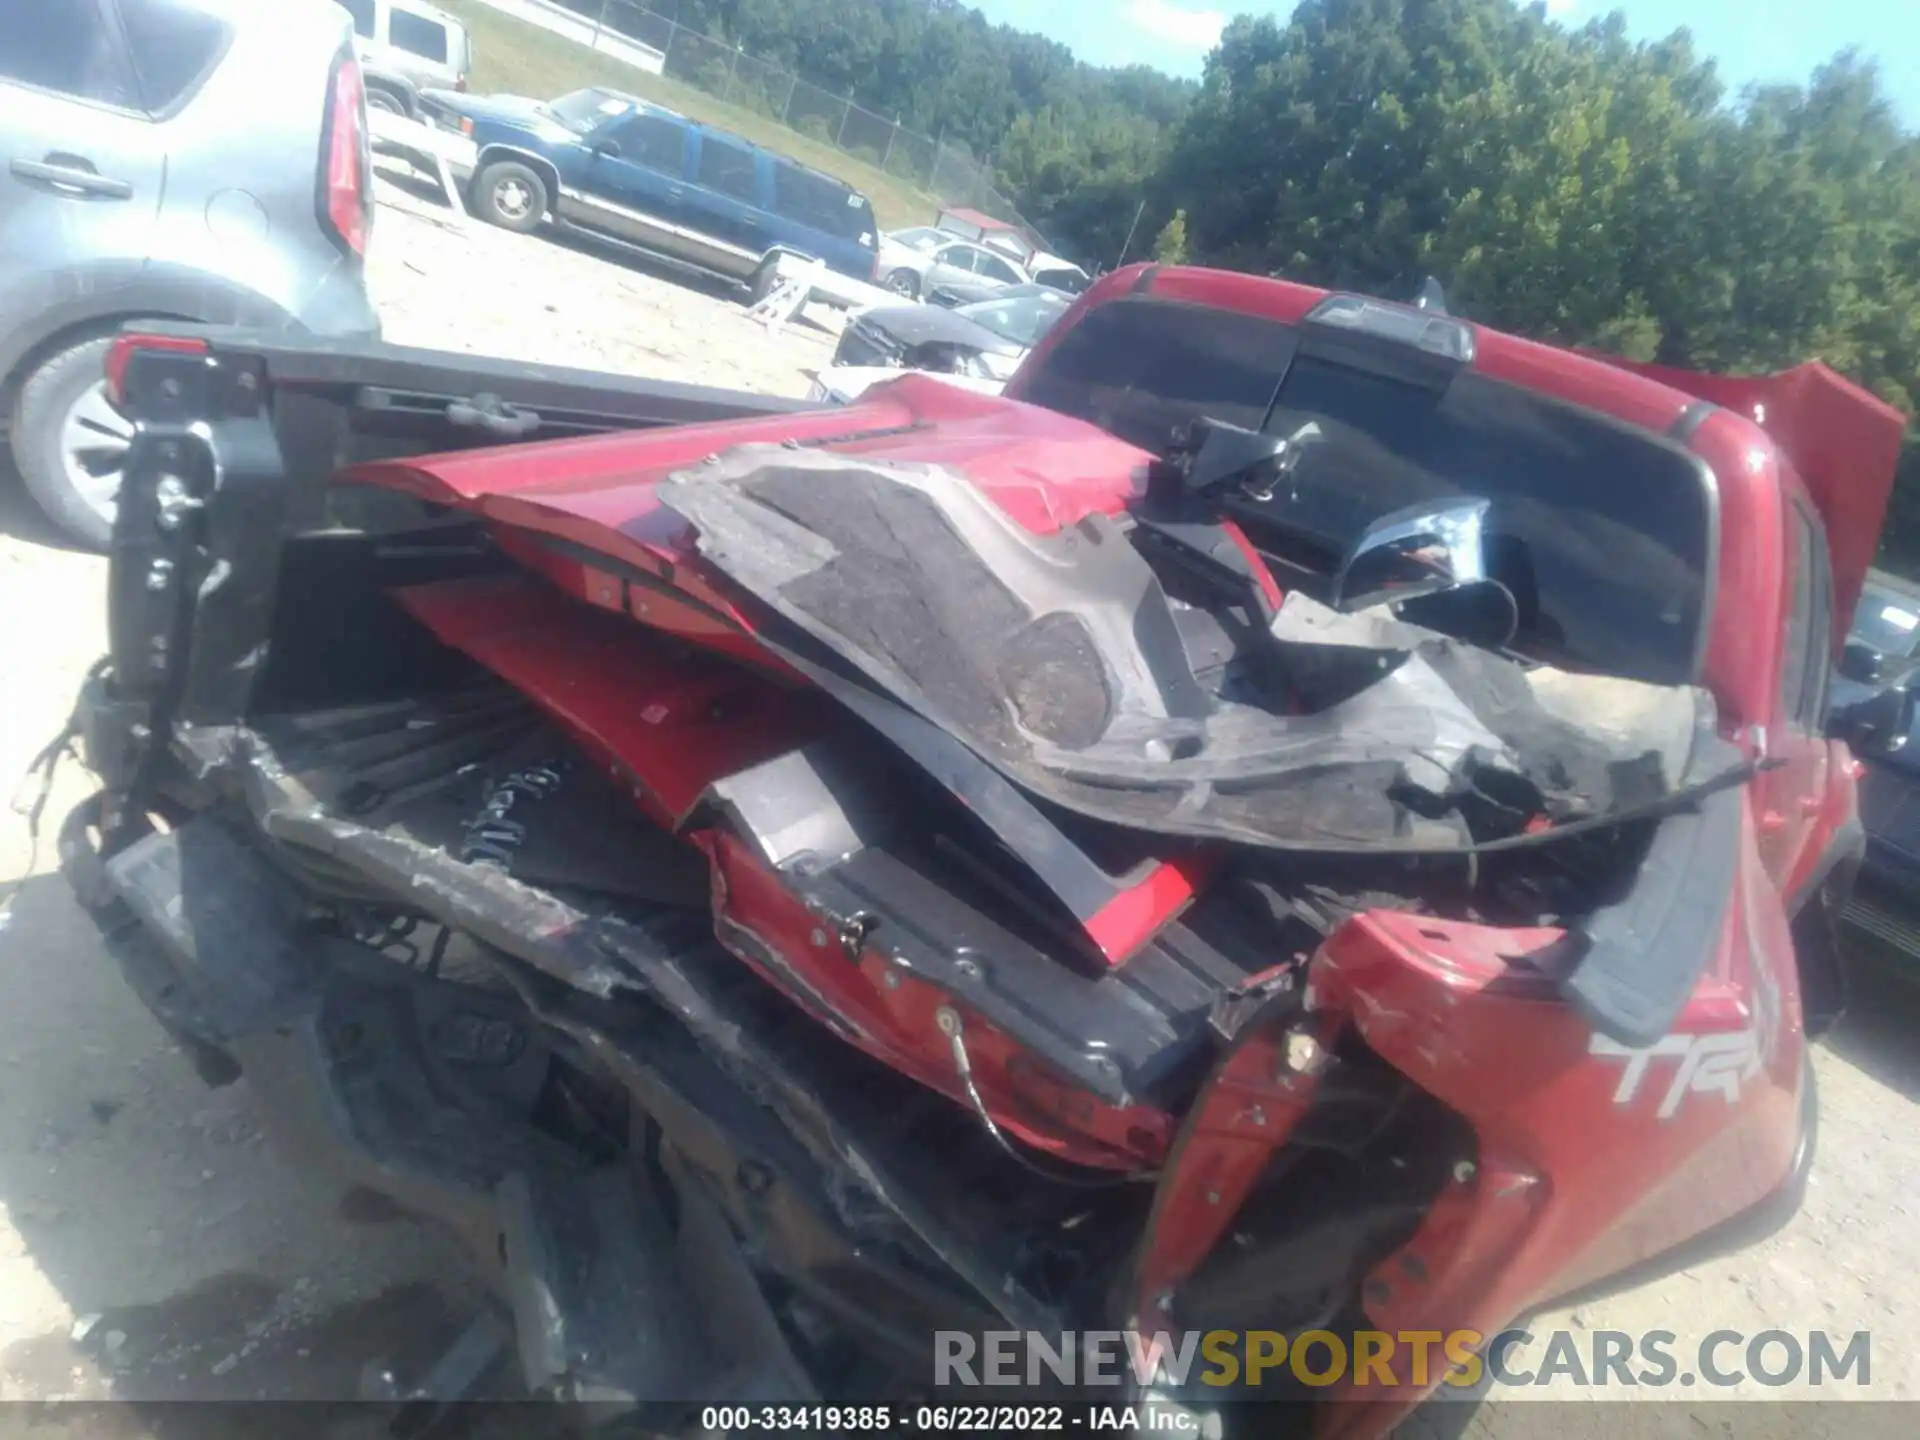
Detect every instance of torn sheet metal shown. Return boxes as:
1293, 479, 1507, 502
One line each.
659, 447, 1732, 853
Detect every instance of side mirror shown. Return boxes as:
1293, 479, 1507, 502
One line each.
1830, 683, 1915, 756
591, 139, 621, 159
1173, 418, 1323, 501
1838, 640, 1885, 684
1333, 498, 1493, 613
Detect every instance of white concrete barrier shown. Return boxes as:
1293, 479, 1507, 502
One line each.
467, 0, 668, 77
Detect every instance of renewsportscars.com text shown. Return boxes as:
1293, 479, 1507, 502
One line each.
934, 1328, 1872, 1390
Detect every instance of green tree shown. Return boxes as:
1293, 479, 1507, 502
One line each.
1152, 209, 1189, 263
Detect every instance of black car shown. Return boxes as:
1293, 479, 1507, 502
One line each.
834, 287, 1070, 381
1831, 568, 1920, 953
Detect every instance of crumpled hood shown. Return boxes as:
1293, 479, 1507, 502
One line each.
657, 444, 1736, 853
852, 304, 1026, 358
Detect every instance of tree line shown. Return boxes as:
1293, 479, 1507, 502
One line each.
660, 0, 1920, 565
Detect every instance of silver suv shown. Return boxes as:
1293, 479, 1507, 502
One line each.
0, 0, 379, 547
340, 0, 476, 118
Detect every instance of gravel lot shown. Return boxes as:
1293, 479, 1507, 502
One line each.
0, 177, 1915, 1435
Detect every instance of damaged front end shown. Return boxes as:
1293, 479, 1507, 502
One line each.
63, 340, 1812, 1435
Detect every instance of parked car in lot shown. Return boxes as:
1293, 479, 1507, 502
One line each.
874, 225, 1030, 298
1829, 568, 1920, 954
925, 265, 1078, 309
0, 0, 378, 547
338, 0, 473, 117
831, 285, 1069, 386
422, 86, 878, 296
980, 236, 1091, 295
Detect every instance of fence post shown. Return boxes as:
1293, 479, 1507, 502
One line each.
835, 96, 852, 149
881, 121, 898, 173
726, 45, 741, 104
780, 73, 797, 126
592, 0, 607, 46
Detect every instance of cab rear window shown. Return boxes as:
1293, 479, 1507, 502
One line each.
1020, 294, 1713, 685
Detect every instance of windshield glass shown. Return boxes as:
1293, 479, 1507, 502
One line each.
888, 227, 944, 251
544, 88, 628, 133
1016, 296, 1712, 685
957, 292, 1069, 348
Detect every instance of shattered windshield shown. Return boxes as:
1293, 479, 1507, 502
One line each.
544, 88, 629, 132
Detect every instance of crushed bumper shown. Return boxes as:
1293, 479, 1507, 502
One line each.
58, 801, 810, 1408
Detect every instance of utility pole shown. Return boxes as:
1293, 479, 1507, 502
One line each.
1115, 200, 1146, 267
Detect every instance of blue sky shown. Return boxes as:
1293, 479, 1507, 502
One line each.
967, 0, 1920, 125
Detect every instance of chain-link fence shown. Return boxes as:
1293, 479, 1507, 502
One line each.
486, 0, 1052, 247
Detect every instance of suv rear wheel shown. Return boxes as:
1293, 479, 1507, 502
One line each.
473, 160, 548, 233
9, 334, 129, 550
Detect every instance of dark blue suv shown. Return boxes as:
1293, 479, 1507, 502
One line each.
424, 86, 879, 295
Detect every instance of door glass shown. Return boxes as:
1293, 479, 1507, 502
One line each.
771, 161, 867, 239
696, 138, 758, 203
979, 253, 1021, 283
116, 0, 231, 112
389, 10, 450, 64
1786, 505, 1833, 729
612, 113, 686, 175
1779, 512, 1814, 729
0, 0, 138, 106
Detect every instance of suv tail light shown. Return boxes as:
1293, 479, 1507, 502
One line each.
319, 50, 371, 258
105, 334, 208, 409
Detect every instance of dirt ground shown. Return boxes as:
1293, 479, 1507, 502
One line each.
0, 176, 1915, 1435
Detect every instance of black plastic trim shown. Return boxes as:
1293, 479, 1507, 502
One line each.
128, 322, 817, 429
1561, 754, 1745, 1047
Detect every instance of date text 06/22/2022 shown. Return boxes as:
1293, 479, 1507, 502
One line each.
698, 1407, 1207, 1433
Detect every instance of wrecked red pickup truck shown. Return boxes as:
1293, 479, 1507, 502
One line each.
56, 265, 1907, 1432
